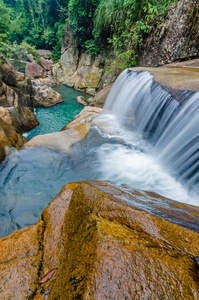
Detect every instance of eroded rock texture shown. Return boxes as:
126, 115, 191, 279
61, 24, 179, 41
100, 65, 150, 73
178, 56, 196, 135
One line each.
0, 181, 199, 300
0, 62, 38, 161
140, 0, 199, 66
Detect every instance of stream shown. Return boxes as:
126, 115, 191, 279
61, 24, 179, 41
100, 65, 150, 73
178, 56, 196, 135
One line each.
0, 72, 199, 238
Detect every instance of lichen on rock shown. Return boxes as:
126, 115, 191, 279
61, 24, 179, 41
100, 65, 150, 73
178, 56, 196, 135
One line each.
0, 181, 199, 299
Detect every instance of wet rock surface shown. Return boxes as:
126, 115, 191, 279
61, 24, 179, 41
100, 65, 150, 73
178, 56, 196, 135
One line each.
25, 106, 102, 153
0, 180, 199, 299
131, 63, 199, 94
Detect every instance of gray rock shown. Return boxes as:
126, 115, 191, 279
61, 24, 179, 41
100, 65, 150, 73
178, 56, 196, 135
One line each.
75, 96, 88, 106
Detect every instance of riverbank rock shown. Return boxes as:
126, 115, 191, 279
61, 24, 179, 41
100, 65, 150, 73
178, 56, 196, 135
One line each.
0, 107, 24, 161
32, 85, 63, 107
25, 106, 102, 152
75, 96, 88, 106
40, 57, 52, 71
0, 62, 39, 161
31, 77, 56, 87
93, 83, 113, 108
0, 180, 199, 299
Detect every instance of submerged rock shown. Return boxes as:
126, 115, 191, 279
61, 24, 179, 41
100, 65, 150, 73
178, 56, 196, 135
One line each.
0, 180, 199, 299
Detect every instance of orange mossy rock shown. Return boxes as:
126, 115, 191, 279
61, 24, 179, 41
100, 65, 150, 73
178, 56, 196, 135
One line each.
0, 181, 199, 300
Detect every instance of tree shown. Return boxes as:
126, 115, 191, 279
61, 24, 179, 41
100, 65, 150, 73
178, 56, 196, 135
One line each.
0, 0, 10, 43
68, 0, 100, 48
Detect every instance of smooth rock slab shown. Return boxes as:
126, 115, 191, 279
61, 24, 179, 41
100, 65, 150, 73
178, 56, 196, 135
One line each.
131, 66, 199, 93
0, 181, 199, 299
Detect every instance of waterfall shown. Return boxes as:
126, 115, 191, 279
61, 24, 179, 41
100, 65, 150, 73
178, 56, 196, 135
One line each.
0, 72, 199, 237
103, 69, 199, 193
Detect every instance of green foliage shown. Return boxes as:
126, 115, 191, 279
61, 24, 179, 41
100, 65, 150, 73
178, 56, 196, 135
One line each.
94, 0, 176, 67
68, 0, 100, 48
18, 42, 41, 63
2, 0, 68, 54
0, 0, 10, 43
0, 41, 41, 71
85, 39, 100, 56
1, 0, 176, 67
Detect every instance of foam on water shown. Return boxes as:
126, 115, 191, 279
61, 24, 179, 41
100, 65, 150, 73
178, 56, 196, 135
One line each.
0, 70, 199, 237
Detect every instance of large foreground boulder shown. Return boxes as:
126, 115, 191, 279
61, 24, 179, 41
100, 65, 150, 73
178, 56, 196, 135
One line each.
0, 180, 199, 299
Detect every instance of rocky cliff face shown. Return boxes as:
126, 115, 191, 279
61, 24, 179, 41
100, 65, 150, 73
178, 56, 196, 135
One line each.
0, 180, 199, 299
0, 62, 38, 161
53, 49, 105, 95
139, 0, 199, 66
54, 0, 198, 103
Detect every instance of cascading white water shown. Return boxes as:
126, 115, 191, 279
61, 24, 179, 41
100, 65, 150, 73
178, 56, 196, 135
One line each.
103, 69, 199, 194
0, 70, 199, 237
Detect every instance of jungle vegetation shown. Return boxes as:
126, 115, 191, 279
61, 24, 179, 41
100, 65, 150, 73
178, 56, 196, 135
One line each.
0, 0, 176, 67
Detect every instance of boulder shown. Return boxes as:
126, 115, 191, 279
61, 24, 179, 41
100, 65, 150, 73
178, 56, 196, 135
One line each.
60, 48, 79, 86
38, 49, 52, 60
15, 72, 25, 81
53, 49, 105, 94
0, 181, 199, 299
86, 97, 95, 106
72, 53, 104, 93
25, 62, 46, 78
31, 77, 56, 87
32, 85, 63, 107
0, 62, 17, 86
40, 57, 52, 71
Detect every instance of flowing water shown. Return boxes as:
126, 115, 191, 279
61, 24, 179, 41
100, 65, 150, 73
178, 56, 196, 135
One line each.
0, 71, 199, 237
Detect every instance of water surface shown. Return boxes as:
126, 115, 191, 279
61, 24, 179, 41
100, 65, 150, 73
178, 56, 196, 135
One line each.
25, 85, 85, 140
1, 74, 199, 238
